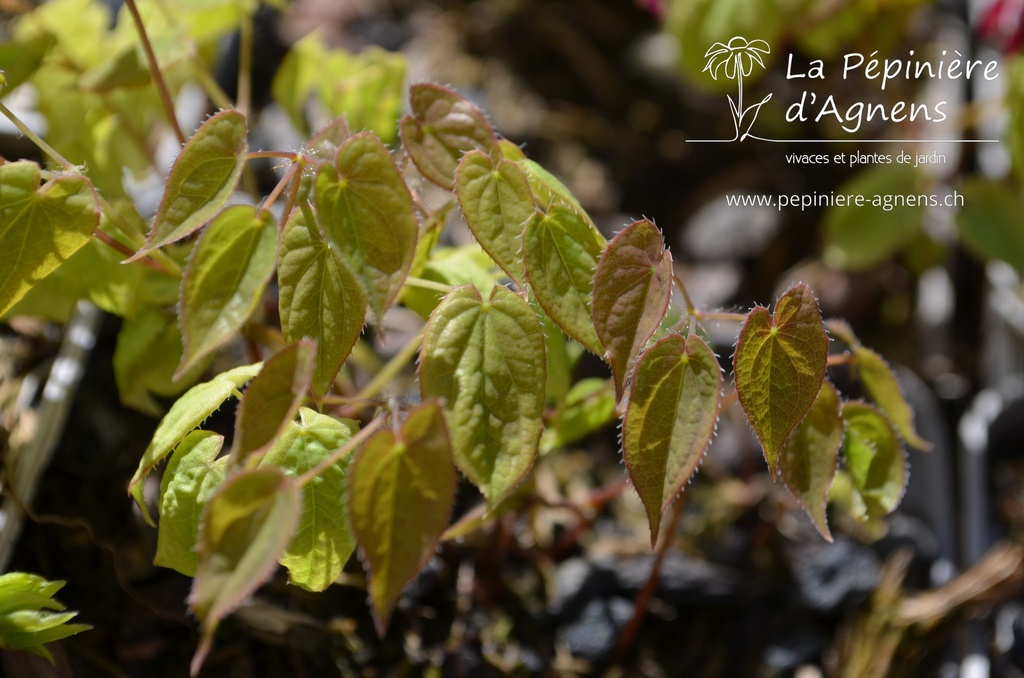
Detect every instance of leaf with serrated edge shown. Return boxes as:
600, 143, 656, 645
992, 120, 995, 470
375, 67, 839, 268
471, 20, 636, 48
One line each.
419, 285, 545, 505
841, 402, 908, 521
279, 206, 367, 398
734, 284, 828, 476
130, 110, 247, 259
624, 333, 721, 545
177, 205, 277, 378
230, 341, 316, 467
155, 431, 227, 576
780, 382, 842, 541
189, 468, 300, 677
260, 408, 357, 592
853, 346, 931, 451
316, 132, 417, 323
349, 401, 456, 635
456, 150, 533, 286
523, 204, 604, 354
129, 363, 261, 526
0, 161, 99, 316
399, 83, 497, 190
593, 219, 674, 401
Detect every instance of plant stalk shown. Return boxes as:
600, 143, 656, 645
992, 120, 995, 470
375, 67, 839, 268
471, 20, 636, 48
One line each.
124, 0, 186, 145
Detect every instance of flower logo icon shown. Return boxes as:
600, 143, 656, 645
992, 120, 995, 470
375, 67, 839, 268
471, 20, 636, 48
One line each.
703, 37, 773, 141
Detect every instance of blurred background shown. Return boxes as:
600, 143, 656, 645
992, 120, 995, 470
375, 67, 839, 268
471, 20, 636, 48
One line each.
2, 0, 1024, 675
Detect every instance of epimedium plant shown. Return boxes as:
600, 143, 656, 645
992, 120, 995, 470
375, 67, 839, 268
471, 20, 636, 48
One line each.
0, 0, 930, 672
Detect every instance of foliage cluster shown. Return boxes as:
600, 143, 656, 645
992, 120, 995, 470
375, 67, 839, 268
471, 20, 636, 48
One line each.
0, 0, 938, 670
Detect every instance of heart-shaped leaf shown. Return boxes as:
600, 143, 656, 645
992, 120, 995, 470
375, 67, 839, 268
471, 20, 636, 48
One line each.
189, 468, 300, 676
177, 205, 278, 377
623, 333, 722, 545
592, 219, 674, 401
455, 149, 534, 287
733, 284, 828, 476
229, 342, 316, 467
523, 204, 604, 354
279, 205, 367, 399
0, 161, 99, 316
853, 346, 931, 451
841, 402, 908, 521
130, 110, 247, 259
155, 431, 227, 576
315, 132, 417, 323
349, 402, 456, 635
779, 381, 842, 541
419, 285, 545, 505
129, 363, 262, 525
399, 83, 497, 190
261, 408, 357, 592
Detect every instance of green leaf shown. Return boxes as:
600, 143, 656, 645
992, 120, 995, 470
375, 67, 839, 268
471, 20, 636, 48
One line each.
779, 381, 842, 541
419, 285, 546, 505
821, 166, 926, 270
623, 333, 722, 545
541, 378, 617, 453
303, 116, 351, 161
114, 307, 209, 416
841, 402, 908, 520
349, 402, 456, 635
315, 132, 417, 323
401, 244, 498, 318
0, 573, 89, 662
0, 161, 100, 317
177, 205, 278, 377
956, 179, 1024, 274
455, 149, 534, 286
0, 32, 55, 97
129, 363, 261, 526
852, 345, 931, 451
592, 219, 674, 401
516, 159, 592, 224
397, 201, 453, 316
130, 110, 247, 258
155, 431, 227, 576
522, 204, 604, 354
190, 468, 300, 676
279, 205, 367, 399
261, 409, 357, 592
400, 83, 498, 190
230, 341, 316, 467
733, 283, 829, 476
318, 46, 406, 143
79, 45, 150, 91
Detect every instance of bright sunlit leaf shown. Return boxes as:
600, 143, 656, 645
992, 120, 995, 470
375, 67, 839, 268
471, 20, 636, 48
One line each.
419, 284, 545, 505
623, 333, 721, 545
734, 283, 828, 476
349, 402, 456, 635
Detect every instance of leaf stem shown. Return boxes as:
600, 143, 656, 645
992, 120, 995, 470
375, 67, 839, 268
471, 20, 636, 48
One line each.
190, 60, 234, 110
236, 11, 254, 118
612, 495, 685, 663
297, 416, 384, 486
672, 273, 696, 316
247, 151, 301, 161
354, 332, 423, 402
405, 277, 454, 294
0, 100, 76, 171
124, 0, 186, 146
827, 353, 852, 367
696, 310, 748, 323
95, 195, 182, 277
261, 160, 301, 212
93, 228, 170, 274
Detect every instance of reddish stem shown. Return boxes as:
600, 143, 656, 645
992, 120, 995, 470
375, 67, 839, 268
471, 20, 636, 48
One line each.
612, 495, 685, 662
